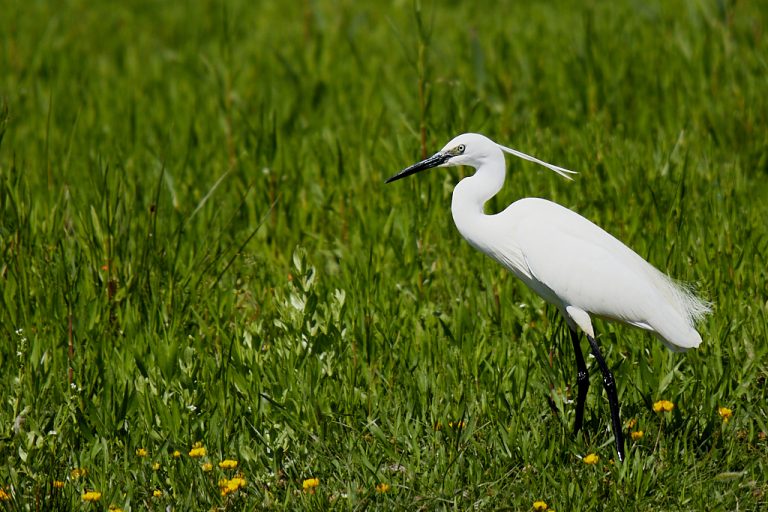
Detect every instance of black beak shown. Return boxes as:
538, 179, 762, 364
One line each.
386, 152, 450, 183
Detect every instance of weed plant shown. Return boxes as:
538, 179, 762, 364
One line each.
1, 0, 766, 509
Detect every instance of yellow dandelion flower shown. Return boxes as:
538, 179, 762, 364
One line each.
189, 446, 206, 458
70, 468, 87, 479
202, 462, 213, 472
653, 400, 675, 413
136, 448, 148, 457
152, 462, 160, 471
631, 430, 644, 441
53, 480, 65, 489
219, 476, 247, 496
583, 453, 599, 465
108, 506, 123, 512
81, 491, 102, 502
303, 477, 319, 491
230, 476, 247, 489
219, 459, 238, 469
718, 406, 733, 423
625, 418, 637, 430
172, 450, 181, 459
375, 482, 390, 493
448, 421, 466, 429
153, 489, 162, 497
0, 488, 10, 501
533, 501, 548, 511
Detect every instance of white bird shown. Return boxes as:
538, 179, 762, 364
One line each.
386, 133, 710, 462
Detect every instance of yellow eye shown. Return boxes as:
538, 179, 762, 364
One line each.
457, 144, 466, 153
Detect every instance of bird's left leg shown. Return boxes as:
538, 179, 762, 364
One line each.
585, 334, 625, 462
569, 327, 590, 436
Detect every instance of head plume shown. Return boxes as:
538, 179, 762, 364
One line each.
497, 143, 577, 180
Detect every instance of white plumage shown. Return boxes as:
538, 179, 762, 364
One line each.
387, 132, 710, 461
460, 196, 708, 352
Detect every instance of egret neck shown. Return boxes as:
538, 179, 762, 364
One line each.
450, 147, 506, 246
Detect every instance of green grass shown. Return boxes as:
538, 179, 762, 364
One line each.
1, 0, 767, 509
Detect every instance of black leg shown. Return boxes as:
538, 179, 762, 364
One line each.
585, 334, 625, 462
570, 327, 590, 436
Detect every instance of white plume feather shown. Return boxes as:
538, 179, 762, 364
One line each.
498, 144, 578, 180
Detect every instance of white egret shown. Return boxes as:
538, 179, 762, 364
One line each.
386, 133, 710, 462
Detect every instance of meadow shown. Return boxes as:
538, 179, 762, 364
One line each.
1, 0, 767, 509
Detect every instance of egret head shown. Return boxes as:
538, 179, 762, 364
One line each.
386, 132, 576, 183
386, 133, 496, 183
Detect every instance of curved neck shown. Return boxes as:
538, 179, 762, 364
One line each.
450, 151, 506, 227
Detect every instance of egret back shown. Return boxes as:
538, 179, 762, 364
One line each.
471, 198, 710, 351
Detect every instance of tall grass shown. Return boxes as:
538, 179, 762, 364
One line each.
1, 0, 766, 509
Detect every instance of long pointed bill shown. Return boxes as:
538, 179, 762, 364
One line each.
386, 152, 450, 183
497, 144, 578, 180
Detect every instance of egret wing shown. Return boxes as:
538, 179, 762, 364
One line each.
503, 199, 661, 327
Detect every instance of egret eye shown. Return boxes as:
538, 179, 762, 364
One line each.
457, 144, 466, 154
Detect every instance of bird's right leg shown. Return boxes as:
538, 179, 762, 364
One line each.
570, 327, 590, 435
585, 334, 625, 462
